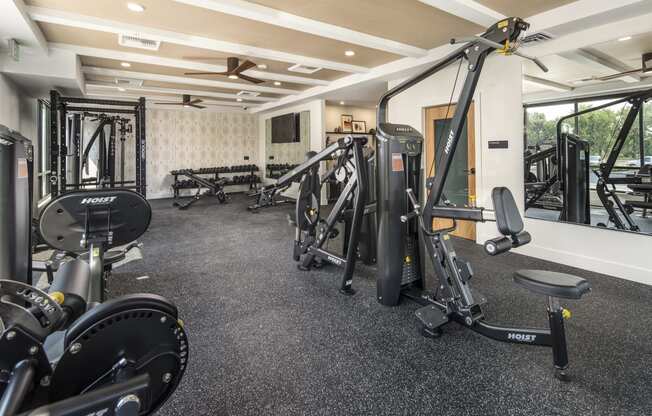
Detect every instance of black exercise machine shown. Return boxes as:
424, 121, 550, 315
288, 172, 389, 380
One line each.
49, 91, 146, 197
248, 156, 310, 212
0, 130, 188, 415
556, 88, 652, 231
375, 17, 591, 380
275, 136, 371, 294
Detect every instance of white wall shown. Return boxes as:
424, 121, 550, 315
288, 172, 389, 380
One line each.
257, 99, 325, 199
388, 56, 652, 285
0, 73, 39, 202
257, 99, 325, 171
324, 104, 376, 133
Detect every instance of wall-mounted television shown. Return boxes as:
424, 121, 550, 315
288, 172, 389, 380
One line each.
271, 113, 300, 143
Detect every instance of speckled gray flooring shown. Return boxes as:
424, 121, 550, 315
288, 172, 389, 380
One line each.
111, 194, 652, 416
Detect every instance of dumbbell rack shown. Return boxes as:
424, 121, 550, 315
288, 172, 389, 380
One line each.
171, 164, 261, 198
266, 163, 299, 180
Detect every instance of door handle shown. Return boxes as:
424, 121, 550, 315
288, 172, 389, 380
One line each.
464, 168, 476, 175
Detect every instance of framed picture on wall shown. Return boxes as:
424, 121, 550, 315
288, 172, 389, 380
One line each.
352, 120, 366, 133
341, 114, 353, 132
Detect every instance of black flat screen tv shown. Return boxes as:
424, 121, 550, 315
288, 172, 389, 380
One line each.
271, 113, 299, 143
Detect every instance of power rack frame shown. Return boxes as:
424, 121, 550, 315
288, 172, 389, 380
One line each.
49, 91, 147, 197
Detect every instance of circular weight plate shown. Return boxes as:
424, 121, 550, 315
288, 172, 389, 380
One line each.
0, 280, 63, 340
50, 306, 188, 415
39, 190, 151, 252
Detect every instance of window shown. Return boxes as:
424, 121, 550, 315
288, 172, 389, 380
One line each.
37, 99, 51, 200
645, 100, 652, 165
524, 103, 574, 149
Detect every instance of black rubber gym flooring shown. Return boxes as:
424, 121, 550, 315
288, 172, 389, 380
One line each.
112, 194, 652, 416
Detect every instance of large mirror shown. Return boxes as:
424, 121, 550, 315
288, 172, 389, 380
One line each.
524, 93, 652, 235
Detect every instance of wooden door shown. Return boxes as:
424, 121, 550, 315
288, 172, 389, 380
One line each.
425, 103, 476, 240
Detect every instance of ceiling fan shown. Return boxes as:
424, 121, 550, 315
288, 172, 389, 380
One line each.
184, 57, 264, 84
574, 52, 652, 83
155, 94, 205, 109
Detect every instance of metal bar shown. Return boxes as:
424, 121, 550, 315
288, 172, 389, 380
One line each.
423, 55, 487, 226
339, 139, 368, 294
66, 107, 137, 115
60, 96, 139, 106
276, 139, 344, 185
50, 90, 60, 196
0, 360, 36, 416
138, 97, 147, 197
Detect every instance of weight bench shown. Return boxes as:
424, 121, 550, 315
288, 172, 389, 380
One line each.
486, 187, 591, 380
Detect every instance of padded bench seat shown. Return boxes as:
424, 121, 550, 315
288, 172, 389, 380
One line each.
514, 270, 591, 299
628, 183, 652, 192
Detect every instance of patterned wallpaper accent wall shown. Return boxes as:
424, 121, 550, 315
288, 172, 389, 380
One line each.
147, 109, 258, 198
264, 111, 310, 170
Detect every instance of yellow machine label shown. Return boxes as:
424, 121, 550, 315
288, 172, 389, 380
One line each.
498, 20, 508, 28
443, 234, 450, 240
93, 247, 100, 256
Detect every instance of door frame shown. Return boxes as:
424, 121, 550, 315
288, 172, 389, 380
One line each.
423, 101, 476, 240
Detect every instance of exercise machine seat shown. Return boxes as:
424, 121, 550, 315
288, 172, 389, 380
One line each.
513, 270, 591, 299
493, 187, 524, 235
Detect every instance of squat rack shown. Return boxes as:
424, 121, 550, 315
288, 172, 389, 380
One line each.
49, 90, 147, 197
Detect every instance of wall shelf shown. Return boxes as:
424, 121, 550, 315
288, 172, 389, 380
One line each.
325, 131, 374, 135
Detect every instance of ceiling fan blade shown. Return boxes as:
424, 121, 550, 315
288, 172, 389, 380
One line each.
238, 73, 265, 84
155, 102, 183, 105
184, 71, 229, 76
191, 104, 206, 109
234, 60, 257, 73
188, 98, 203, 105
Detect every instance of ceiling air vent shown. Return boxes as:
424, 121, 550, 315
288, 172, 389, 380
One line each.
118, 33, 161, 51
521, 32, 553, 45
115, 78, 144, 88
288, 63, 322, 74
237, 91, 260, 97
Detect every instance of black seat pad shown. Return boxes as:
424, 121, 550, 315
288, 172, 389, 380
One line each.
65, 294, 178, 347
513, 270, 591, 299
628, 183, 652, 192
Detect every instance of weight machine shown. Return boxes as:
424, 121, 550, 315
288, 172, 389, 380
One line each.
556, 88, 652, 231
375, 17, 591, 380
275, 136, 371, 294
49, 91, 147, 197
0, 127, 187, 415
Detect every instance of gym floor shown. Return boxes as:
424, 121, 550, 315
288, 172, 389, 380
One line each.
112, 194, 652, 416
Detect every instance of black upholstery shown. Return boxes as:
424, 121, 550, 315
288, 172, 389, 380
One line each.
492, 187, 524, 236
513, 270, 591, 299
64, 294, 178, 346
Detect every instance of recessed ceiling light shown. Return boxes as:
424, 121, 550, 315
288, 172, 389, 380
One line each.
345, 50, 355, 57
257, 64, 267, 69
228, 74, 239, 80
236, 98, 243, 102
117, 87, 126, 92
121, 62, 131, 68
183, 104, 190, 108
618, 36, 632, 42
339, 101, 345, 105
126, 2, 145, 12
274, 81, 281, 86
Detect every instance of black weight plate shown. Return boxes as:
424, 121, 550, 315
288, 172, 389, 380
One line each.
39, 190, 151, 252
50, 298, 188, 415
